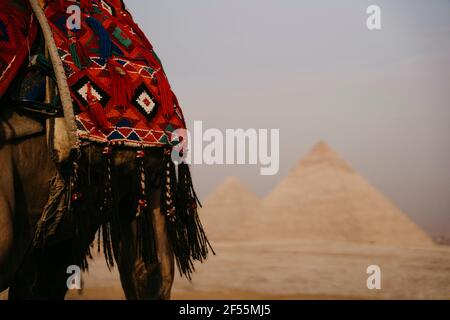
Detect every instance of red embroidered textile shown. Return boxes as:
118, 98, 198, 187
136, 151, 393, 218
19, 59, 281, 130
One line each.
0, 1, 38, 97
1, 1, 186, 148
49, 0, 186, 147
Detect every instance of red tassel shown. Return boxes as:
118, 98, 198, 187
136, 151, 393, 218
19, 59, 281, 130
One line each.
107, 59, 133, 110
141, 51, 175, 119
86, 82, 111, 131
89, 100, 111, 132
156, 72, 175, 119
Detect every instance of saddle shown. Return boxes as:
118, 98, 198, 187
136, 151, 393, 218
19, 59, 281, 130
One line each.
2, 0, 186, 151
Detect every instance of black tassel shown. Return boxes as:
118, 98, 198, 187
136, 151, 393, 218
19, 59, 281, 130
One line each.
98, 145, 115, 269
177, 162, 215, 262
161, 148, 214, 279
161, 148, 190, 277
135, 149, 158, 266
68, 160, 92, 271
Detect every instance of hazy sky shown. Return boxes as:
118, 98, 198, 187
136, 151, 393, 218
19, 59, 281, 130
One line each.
125, 0, 450, 235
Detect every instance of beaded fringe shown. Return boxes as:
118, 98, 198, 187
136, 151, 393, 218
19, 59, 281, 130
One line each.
50, 146, 214, 277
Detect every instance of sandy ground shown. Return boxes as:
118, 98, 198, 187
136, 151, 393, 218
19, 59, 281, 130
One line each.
2, 240, 449, 300
67, 288, 368, 300
64, 240, 450, 300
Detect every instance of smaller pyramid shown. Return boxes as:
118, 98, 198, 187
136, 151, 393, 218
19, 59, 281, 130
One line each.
200, 177, 261, 241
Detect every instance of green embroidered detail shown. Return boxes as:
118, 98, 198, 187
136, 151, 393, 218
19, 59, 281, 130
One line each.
144, 66, 154, 75
93, 6, 102, 14
165, 124, 175, 133
113, 27, 132, 48
69, 43, 83, 68
159, 134, 169, 144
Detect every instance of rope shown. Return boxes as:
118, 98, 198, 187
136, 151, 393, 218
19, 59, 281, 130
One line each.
28, 0, 80, 152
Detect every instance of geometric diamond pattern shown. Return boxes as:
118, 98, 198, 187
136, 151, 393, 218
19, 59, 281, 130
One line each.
132, 83, 158, 121
72, 75, 110, 108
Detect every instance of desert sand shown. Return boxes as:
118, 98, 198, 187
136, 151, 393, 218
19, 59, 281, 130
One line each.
62, 240, 450, 300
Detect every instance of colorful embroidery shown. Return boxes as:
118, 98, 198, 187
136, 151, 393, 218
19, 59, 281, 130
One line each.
44, 0, 186, 147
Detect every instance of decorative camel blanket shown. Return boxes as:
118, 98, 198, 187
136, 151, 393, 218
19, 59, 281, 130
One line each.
1, 0, 186, 148
43, 0, 186, 147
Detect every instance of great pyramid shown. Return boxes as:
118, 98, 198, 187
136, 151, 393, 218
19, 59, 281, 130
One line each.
200, 177, 261, 242
234, 141, 433, 246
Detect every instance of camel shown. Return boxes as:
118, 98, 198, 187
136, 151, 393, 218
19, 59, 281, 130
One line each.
0, 0, 211, 300
0, 110, 175, 299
